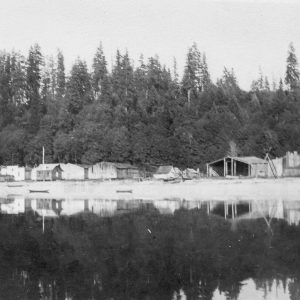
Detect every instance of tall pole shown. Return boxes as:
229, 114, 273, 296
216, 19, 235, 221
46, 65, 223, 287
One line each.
42, 146, 45, 165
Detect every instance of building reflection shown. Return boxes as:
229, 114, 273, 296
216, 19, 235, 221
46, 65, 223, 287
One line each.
2, 195, 300, 226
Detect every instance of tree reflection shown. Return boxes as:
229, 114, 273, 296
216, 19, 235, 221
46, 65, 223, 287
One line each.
0, 207, 299, 299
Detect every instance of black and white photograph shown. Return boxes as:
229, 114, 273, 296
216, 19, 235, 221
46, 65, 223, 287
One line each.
0, 0, 299, 299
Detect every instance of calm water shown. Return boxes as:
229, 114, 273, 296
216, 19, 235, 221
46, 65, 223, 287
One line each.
0, 195, 300, 299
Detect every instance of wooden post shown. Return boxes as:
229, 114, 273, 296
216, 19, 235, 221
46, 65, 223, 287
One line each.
231, 158, 233, 176
207, 202, 210, 215
231, 202, 234, 219
224, 202, 227, 219
206, 164, 209, 177
234, 160, 236, 176
224, 158, 227, 177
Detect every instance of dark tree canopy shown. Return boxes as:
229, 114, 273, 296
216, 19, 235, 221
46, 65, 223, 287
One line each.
0, 42, 299, 168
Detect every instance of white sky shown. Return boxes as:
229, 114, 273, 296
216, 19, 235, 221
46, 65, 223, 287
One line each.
0, 0, 299, 90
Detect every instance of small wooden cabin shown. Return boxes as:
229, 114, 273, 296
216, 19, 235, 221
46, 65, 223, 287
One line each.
115, 163, 140, 179
89, 162, 140, 180
33, 164, 63, 181
60, 163, 88, 180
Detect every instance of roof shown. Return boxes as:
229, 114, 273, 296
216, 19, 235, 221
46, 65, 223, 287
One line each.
60, 163, 88, 169
208, 156, 267, 166
232, 156, 267, 165
34, 164, 63, 171
76, 164, 91, 168
114, 163, 138, 169
94, 162, 138, 169
155, 166, 174, 174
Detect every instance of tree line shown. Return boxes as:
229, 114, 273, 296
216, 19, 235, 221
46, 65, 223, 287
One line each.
0, 42, 299, 170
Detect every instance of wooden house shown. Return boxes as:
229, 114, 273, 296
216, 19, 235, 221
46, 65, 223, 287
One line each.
207, 156, 268, 178
153, 166, 181, 180
60, 163, 88, 180
269, 151, 300, 177
114, 163, 140, 179
0, 165, 26, 181
89, 162, 140, 180
32, 164, 63, 181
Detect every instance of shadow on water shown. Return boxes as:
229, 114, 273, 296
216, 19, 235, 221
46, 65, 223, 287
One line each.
0, 196, 300, 299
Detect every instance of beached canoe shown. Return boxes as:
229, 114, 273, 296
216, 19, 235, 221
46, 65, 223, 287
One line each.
29, 189, 49, 193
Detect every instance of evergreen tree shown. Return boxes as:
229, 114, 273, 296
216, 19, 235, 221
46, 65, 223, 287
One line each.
92, 43, 109, 101
56, 49, 66, 99
200, 53, 211, 91
0, 53, 13, 128
111, 50, 135, 110
10, 51, 27, 106
182, 43, 202, 105
217, 67, 240, 96
26, 44, 43, 133
66, 58, 93, 115
285, 43, 299, 90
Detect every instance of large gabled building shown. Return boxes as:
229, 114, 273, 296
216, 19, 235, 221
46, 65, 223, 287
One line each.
207, 156, 268, 178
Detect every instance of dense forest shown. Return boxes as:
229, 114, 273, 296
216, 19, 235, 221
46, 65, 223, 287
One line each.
0, 42, 299, 170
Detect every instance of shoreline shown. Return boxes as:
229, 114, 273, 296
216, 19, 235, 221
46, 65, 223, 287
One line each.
1, 177, 300, 202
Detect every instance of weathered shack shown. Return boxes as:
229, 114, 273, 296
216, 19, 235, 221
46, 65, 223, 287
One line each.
0, 165, 26, 181
207, 156, 268, 178
115, 163, 140, 179
25, 167, 32, 180
153, 166, 181, 180
269, 151, 300, 177
60, 163, 88, 180
89, 162, 140, 180
32, 164, 63, 181
89, 162, 117, 180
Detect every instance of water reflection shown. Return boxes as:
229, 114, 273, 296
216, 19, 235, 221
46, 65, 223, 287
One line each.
0, 195, 300, 299
2, 195, 300, 226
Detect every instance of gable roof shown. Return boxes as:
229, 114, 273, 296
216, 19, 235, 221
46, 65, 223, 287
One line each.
34, 164, 63, 171
208, 156, 267, 166
155, 166, 174, 174
232, 156, 267, 165
94, 162, 138, 169
114, 163, 138, 169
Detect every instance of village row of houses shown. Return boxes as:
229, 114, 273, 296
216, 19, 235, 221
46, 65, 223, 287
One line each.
0, 151, 300, 182
0, 162, 142, 181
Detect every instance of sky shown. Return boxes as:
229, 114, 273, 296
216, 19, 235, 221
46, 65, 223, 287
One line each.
0, 0, 299, 90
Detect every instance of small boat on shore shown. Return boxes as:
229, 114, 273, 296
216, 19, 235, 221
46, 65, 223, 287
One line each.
116, 190, 132, 193
7, 184, 24, 187
29, 189, 49, 193
163, 177, 182, 183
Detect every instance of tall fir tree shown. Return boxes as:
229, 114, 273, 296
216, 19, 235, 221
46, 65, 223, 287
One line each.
66, 58, 93, 115
56, 49, 65, 99
182, 43, 202, 105
92, 43, 109, 101
26, 44, 43, 133
200, 53, 211, 91
285, 42, 299, 90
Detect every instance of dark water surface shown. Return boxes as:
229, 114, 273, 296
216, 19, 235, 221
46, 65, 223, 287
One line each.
0, 196, 300, 299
